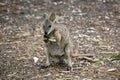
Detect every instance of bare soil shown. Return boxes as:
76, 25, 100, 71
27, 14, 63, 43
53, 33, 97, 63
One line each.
0, 0, 120, 80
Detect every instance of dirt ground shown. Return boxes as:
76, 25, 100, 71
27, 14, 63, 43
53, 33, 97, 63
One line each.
0, 0, 120, 80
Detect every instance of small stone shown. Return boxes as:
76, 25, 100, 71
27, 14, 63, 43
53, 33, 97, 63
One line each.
33, 57, 39, 63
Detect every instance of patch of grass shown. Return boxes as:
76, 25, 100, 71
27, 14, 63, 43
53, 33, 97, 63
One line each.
93, 58, 104, 65
110, 54, 120, 60
105, 54, 120, 61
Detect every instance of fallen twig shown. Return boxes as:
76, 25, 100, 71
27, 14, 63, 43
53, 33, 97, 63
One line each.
0, 2, 6, 6
72, 54, 95, 58
107, 72, 120, 76
100, 51, 119, 54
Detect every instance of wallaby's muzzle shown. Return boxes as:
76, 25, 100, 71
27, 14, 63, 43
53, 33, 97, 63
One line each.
45, 31, 48, 36
44, 32, 49, 38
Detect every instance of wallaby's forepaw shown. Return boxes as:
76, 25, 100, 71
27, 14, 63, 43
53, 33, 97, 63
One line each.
43, 35, 49, 43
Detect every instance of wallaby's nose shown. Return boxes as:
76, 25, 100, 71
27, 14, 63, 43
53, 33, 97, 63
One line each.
45, 31, 47, 35
44, 31, 49, 38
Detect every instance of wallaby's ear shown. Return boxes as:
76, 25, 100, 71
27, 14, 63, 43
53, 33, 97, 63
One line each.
49, 13, 56, 21
43, 13, 49, 20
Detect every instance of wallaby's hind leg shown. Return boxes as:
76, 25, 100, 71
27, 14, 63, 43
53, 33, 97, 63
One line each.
40, 49, 50, 69
43, 48, 50, 68
65, 44, 72, 71
46, 52, 50, 66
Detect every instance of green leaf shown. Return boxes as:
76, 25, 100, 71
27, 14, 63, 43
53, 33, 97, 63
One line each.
105, 54, 120, 61
93, 58, 104, 65
110, 54, 120, 61
49, 37, 56, 42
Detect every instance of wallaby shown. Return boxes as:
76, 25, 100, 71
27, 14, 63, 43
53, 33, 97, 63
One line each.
42, 13, 73, 71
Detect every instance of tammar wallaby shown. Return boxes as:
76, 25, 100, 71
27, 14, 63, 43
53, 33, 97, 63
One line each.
42, 13, 73, 71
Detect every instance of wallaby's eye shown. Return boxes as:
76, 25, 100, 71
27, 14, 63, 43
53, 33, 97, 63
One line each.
48, 25, 51, 28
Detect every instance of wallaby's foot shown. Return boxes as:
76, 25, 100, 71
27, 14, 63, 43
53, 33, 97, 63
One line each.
66, 66, 72, 71
40, 61, 50, 69
58, 60, 65, 65
66, 63, 72, 71
59, 59, 72, 71
40, 64, 49, 69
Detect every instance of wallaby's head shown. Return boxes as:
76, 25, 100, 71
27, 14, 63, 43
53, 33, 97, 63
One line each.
42, 13, 56, 38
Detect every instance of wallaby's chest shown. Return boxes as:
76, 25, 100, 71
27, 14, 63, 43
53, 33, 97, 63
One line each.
45, 26, 69, 57
47, 42, 65, 57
